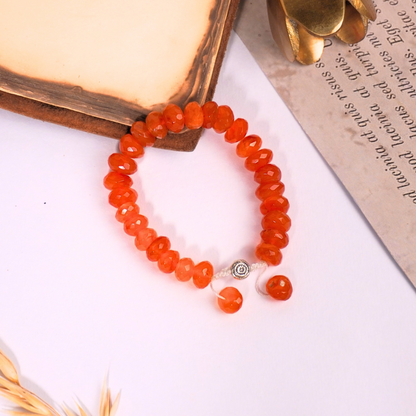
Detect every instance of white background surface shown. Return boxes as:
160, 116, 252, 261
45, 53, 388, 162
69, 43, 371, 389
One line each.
1, 33, 416, 416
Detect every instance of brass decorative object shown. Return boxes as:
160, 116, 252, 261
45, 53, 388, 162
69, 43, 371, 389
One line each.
267, 0, 376, 64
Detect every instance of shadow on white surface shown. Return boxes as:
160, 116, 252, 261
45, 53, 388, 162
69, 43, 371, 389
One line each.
0, 33, 415, 416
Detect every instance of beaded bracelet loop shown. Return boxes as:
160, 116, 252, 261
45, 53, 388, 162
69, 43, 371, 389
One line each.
103, 101, 293, 313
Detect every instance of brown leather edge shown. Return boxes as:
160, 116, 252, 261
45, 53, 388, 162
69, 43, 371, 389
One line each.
0, 0, 240, 152
205, 0, 240, 104
0, 90, 130, 138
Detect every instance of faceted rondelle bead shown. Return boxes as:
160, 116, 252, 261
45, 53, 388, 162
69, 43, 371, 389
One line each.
266, 275, 293, 300
260, 229, 289, 249
175, 258, 195, 282
103, 171, 133, 190
224, 118, 248, 143
130, 121, 156, 147
108, 186, 138, 208
260, 195, 290, 215
255, 181, 285, 200
213, 105, 234, 134
202, 101, 218, 129
254, 164, 282, 184
108, 153, 137, 175
255, 243, 283, 266
146, 111, 168, 139
135, 228, 158, 251
236, 134, 262, 158
193, 261, 214, 289
163, 104, 185, 133
158, 250, 180, 273
262, 210, 291, 232
123, 214, 149, 236
184, 102, 204, 129
245, 149, 273, 171
218, 287, 243, 314
146, 236, 171, 262
119, 134, 145, 158
115, 202, 140, 223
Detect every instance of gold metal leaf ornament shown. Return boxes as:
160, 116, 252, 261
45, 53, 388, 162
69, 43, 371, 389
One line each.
279, 0, 345, 37
336, 2, 368, 44
267, 0, 376, 64
297, 24, 325, 65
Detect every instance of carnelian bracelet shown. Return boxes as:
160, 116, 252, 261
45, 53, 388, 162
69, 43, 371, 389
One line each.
103, 101, 293, 313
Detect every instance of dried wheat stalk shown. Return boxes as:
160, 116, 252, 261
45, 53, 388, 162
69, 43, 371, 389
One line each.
0, 348, 120, 416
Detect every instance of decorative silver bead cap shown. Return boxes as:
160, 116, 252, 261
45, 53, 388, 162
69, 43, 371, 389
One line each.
230, 260, 250, 280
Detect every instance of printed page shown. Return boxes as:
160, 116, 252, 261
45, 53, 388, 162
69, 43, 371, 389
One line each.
236, 0, 416, 286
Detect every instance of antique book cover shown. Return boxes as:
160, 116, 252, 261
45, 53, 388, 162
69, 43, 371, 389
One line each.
0, 0, 239, 150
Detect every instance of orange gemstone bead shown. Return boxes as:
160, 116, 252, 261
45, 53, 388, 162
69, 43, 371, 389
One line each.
124, 214, 149, 236
146, 236, 171, 261
255, 243, 282, 266
213, 105, 234, 134
202, 101, 218, 129
158, 250, 180, 273
119, 134, 144, 158
184, 102, 204, 129
175, 258, 195, 282
146, 111, 167, 139
105, 101, 294, 311
260, 229, 289, 249
103, 172, 133, 190
254, 164, 282, 184
115, 202, 140, 223
218, 287, 243, 314
236, 134, 262, 158
262, 211, 291, 232
163, 104, 185, 133
266, 275, 293, 300
108, 186, 138, 208
135, 228, 157, 251
224, 118, 248, 143
245, 149, 273, 171
193, 261, 214, 289
108, 153, 137, 175
131, 121, 156, 147
260, 195, 290, 215
255, 181, 285, 200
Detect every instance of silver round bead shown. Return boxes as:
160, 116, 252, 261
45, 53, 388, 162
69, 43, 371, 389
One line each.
231, 260, 250, 280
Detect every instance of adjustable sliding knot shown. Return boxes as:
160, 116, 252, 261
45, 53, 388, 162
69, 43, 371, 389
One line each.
211, 260, 280, 314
